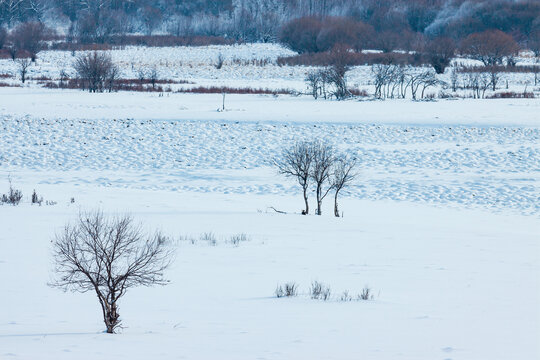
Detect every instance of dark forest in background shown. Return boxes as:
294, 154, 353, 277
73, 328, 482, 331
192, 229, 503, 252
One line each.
0, 0, 538, 53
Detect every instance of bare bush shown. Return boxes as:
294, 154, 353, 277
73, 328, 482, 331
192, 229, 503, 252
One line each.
200, 232, 217, 246
340, 290, 353, 301
229, 233, 250, 246
1, 177, 23, 205
73, 52, 118, 93
49, 211, 173, 334
276, 282, 299, 298
359, 286, 374, 300
31, 189, 43, 205
310, 281, 331, 300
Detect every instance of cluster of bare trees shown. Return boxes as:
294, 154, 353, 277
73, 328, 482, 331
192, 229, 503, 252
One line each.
73, 51, 119, 92
0, 21, 50, 60
50, 211, 173, 334
304, 45, 353, 100
372, 65, 440, 100
305, 67, 349, 100
277, 141, 356, 217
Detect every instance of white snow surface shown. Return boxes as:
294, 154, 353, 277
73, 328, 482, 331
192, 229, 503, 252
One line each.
0, 189, 539, 360
0, 51, 539, 359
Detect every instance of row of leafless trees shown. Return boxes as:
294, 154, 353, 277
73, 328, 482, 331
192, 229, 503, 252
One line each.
276, 141, 356, 217
371, 65, 440, 100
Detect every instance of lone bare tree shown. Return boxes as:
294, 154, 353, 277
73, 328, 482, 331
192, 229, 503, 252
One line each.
332, 157, 356, 217
277, 141, 313, 215
424, 37, 455, 74
10, 21, 47, 62
310, 141, 335, 215
50, 211, 173, 334
74, 52, 117, 92
17, 58, 30, 83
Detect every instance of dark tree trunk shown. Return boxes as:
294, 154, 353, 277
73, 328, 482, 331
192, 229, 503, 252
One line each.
303, 186, 309, 215
316, 185, 322, 215
334, 191, 339, 217
105, 302, 119, 334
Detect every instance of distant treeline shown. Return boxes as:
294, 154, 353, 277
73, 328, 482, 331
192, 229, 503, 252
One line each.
0, 0, 538, 52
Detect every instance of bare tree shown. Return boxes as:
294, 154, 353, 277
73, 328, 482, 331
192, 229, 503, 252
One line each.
461, 30, 519, 66
372, 64, 391, 99
276, 141, 313, 215
419, 70, 439, 99
332, 156, 356, 217
450, 66, 458, 92
424, 37, 455, 74
74, 52, 116, 92
532, 65, 540, 86
50, 211, 173, 334
310, 141, 335, 215
327, 45, 351, 100
17, 57, 30, 83
10, 21, 47, 62
305, 70, 320, 99
148, 66, 158, 89
487, 66, 501, 92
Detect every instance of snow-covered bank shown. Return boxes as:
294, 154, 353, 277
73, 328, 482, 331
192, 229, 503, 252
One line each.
1, 87, 539, 126
1, 188, 539, 360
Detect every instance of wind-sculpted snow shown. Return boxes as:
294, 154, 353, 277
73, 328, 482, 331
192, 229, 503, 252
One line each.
1, 116, 538, 214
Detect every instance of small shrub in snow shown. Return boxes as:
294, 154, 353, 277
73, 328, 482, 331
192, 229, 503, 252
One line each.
1, 178, 23, 206
359, 286, 374, 300
340, 290, 353, 302
229, 233, 250, 246
200, 232, 217, 246
215, 53, 224, 69
31, 189, 43, 205
179, 234, 197, 245
276, 282, 298, 298
310, 281, 331, 301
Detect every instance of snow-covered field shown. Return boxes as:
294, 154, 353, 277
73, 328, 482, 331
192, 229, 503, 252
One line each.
0, 43, 538, 95
0, 44, 539, 359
